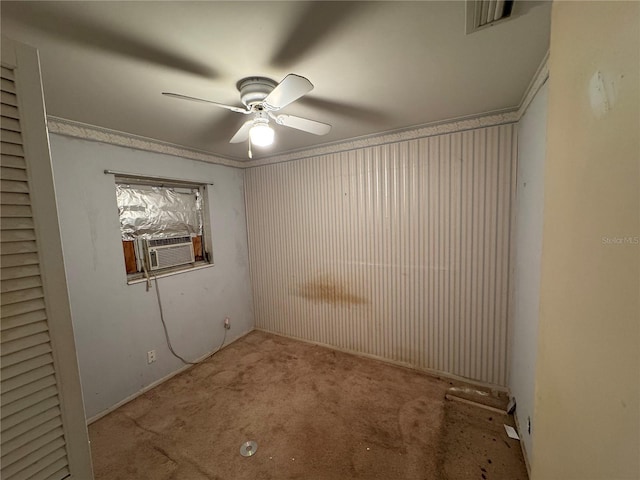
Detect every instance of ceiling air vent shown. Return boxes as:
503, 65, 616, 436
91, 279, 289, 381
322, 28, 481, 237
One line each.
466, 0, 514, 34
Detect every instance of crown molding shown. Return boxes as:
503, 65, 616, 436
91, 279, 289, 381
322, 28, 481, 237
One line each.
47, 51, 547, 172
244, 52, 549, 169
46, 117, 245, 169
516, 50, 549, 120
244, 109, 518, 168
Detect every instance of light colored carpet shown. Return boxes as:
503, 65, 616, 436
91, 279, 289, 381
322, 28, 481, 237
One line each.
89, 330, 527, 479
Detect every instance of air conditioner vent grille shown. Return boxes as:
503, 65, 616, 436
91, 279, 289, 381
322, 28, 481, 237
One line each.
148, 236, 192, 247
466, 0, 514, 34
145, 237, 195, 270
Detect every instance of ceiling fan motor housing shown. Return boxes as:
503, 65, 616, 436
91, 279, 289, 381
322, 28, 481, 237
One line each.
237, 77, 277, 107
164, 73, 329, 155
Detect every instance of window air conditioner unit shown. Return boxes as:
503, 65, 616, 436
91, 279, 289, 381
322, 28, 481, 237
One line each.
145, 236, 195, 271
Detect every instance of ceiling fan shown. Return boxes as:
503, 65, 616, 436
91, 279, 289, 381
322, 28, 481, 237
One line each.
163, 74, 331, 158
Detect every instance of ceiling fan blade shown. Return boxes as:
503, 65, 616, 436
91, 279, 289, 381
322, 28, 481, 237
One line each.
275, 114, 331, 136
230, 120, 254, 144
162, 92, 249, 114
2, 3, 217, 79
264, 74, 314, 110
270, 2, 364, 68
299, 96, 389, 124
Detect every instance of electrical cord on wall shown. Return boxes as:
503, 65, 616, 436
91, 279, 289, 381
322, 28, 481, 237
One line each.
153, 276, 227, 366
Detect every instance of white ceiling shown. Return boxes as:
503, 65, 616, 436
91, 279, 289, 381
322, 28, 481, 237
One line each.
1, 1, 551, 161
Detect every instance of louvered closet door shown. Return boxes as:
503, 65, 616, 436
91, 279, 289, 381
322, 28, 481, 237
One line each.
1, 37, 93, 480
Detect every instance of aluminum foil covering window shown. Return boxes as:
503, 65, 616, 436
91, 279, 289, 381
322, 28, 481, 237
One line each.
116, 184, 203, 240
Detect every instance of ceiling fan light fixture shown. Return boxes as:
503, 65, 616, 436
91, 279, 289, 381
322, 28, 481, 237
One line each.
249, 123, 275, 147
164, 73, 330, 156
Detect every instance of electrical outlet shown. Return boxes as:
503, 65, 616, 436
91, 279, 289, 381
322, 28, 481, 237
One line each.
224, 317, 231, 330
147, 350, 156, 364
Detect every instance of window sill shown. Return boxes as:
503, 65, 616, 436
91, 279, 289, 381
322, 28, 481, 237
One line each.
126, 262, 214, 285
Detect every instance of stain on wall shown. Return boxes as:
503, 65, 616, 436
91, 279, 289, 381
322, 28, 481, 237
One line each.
246, 124, 516, 386
296, 276, 367, 306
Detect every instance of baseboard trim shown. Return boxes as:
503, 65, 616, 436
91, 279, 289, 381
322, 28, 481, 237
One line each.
86, 328, 254, 425
255, 328, 508, 393
513, 412, 532, 478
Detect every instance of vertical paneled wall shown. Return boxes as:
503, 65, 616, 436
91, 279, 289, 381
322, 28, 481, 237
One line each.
245, 124, 516, 386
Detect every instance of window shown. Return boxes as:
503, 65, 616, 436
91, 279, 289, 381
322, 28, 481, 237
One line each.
114, 175, 212, 281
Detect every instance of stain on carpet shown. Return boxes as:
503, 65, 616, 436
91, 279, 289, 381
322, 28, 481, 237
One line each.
89, 331, 527, 480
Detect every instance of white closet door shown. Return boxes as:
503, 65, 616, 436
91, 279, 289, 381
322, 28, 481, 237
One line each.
1, 37, 93, 480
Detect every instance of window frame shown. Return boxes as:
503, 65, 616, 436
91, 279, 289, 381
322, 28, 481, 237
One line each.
111, 173, 214, 283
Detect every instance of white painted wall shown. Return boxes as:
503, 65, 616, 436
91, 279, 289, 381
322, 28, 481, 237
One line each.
48, 134, 254, 419
509, 80, 548, 464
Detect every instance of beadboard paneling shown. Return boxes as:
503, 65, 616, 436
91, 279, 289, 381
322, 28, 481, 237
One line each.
245, 124, 516, 386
